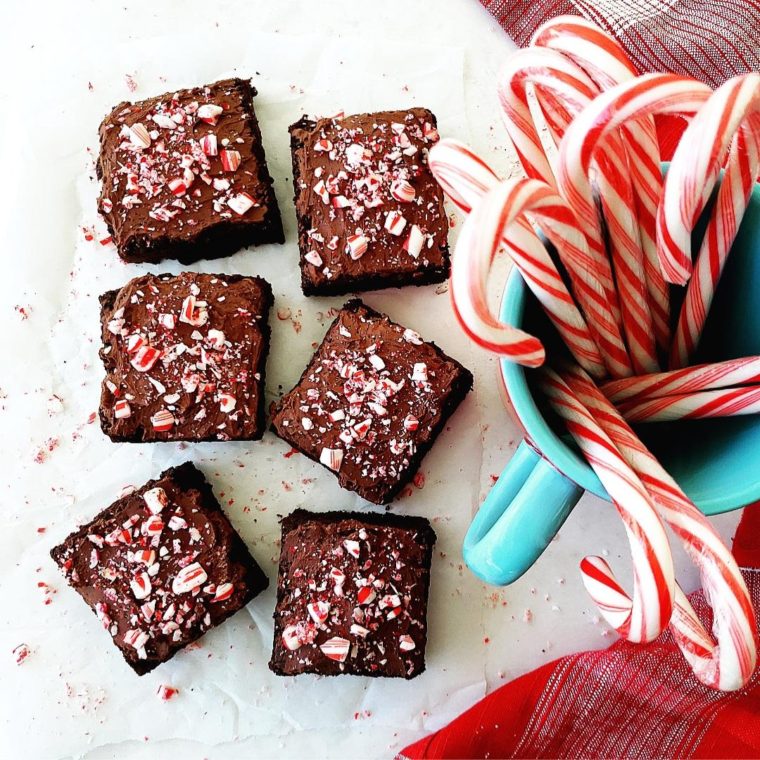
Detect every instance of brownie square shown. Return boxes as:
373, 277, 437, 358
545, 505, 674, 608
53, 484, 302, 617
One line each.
50, 463, 268, 675
270, 299, 473, 504
97, 77, 283, 264
269, 509, 436, 678
289, 108, 450, 296
99, 271, 272, 443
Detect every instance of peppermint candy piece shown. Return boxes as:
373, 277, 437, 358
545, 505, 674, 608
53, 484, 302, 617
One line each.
127, 123, 151, 149
350, 623, 370, 638
384, 210, 407, 236
220, 149, 241, 172
130, 345, 160, 372
320, 447, 343, 471
212, 582, 234, 603
307, 600, 330, 625
228, 192, 256, 216
200, 134, 218, 156
130, 572, 152, 600
281, 624, 303, 651
218, 393, 237, 413
411, 362, 428, 383
356, 585, 376, 605
404, 225, 425, 259
403, 414, 419, 432
343, 539, 361, 558
123, 629, 149, 651
151, 409, 175, 432
304, 250, 323, 267
143, 487, 168, 515
168, 178, 188, 197
114, 399, 132, 419
179, 295, 208, 326
197, 103, 223, 125
390, 179, 415, 203
172, 562, 208, 594
319, 636, 350, 663
133, 549, 156, 565
330, 567, 346, 587
402, 328, 423, 345
399, 634, 416, 652
346, 234, 368, 260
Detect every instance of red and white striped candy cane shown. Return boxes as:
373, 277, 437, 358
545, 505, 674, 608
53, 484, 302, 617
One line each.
561, 363, 756, 690
618, 385, 760, 423
665, 75, 760, 366
448, 183, 545, 365
532, 16, 672, 352
658, 73, 759, 287
498, 45, 658, 365
452, 178, 606, 376
558, 76, 712, 290
428, 139, 628, 378
426, 139, 499, 215
601, 355, 760, 404
539, 368, 675, 643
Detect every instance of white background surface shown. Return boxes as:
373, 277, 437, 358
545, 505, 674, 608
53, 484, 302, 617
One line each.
0, 2, 742, 759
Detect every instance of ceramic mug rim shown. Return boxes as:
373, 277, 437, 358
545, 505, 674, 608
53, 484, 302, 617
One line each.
497, 268, 760, 515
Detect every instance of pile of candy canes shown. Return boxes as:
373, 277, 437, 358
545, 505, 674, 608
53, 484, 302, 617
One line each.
430, 15, 760, 691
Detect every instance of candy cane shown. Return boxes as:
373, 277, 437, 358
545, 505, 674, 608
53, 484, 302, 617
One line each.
601, 355, 760, 403
618, 385, 760, 423
452, 178, 606, 375
429, 139, 629, 378
561, 363, 756, 691
665, 76, 760, 366
532, 16, 672, 352
658, 73, 760, 287
557, 75, 712, 292
539, 368, 675, 643
498, 48, 662, 376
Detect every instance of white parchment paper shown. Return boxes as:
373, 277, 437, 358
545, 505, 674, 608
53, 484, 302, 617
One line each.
0, 8, 742, 759
0, 29, 493, 758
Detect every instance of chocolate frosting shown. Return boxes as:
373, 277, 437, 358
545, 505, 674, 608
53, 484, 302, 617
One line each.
270, 509, 435, 678
290, 108, 449, 293
51, 463, 268, 675
99, 272, 272, 442
97, 78, 281, 263
271, 300, 472, 504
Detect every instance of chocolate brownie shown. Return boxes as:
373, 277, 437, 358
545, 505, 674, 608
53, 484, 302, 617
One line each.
97, 78, 283, 264
99, 272, 272, 443
289, 108, 449, 296
269, 509, 436, 678
50, 463, 268, 675
270, 300, 473, 504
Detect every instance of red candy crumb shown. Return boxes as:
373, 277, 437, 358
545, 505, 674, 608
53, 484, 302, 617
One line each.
12, 643, 31, 665
156, 685, 179, 701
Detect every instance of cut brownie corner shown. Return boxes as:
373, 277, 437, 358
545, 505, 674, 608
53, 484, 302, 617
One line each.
269, 508, 436, 678
50, 462, 268, 676
97, 77, 283, 265
99, 272, 272, 443
270, 299, 472, 505
289, 108, 449, 297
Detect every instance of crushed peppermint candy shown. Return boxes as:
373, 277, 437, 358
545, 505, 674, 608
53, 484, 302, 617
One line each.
295, 109, 447, 292
275, 512, 434, 676
99, 81, 271, 249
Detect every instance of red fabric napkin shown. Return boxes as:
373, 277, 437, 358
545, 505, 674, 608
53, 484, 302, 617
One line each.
400, 506, 760, 759
479, 0, 760, 89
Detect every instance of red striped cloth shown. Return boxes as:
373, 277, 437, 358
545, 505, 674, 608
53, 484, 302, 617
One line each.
480, 0, 760, 88
399, 505, 760, 758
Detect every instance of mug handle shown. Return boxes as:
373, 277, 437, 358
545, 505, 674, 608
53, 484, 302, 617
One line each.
463, 440, 583, 586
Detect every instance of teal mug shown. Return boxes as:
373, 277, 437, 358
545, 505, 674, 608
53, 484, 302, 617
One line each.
464, 178, 760, 586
